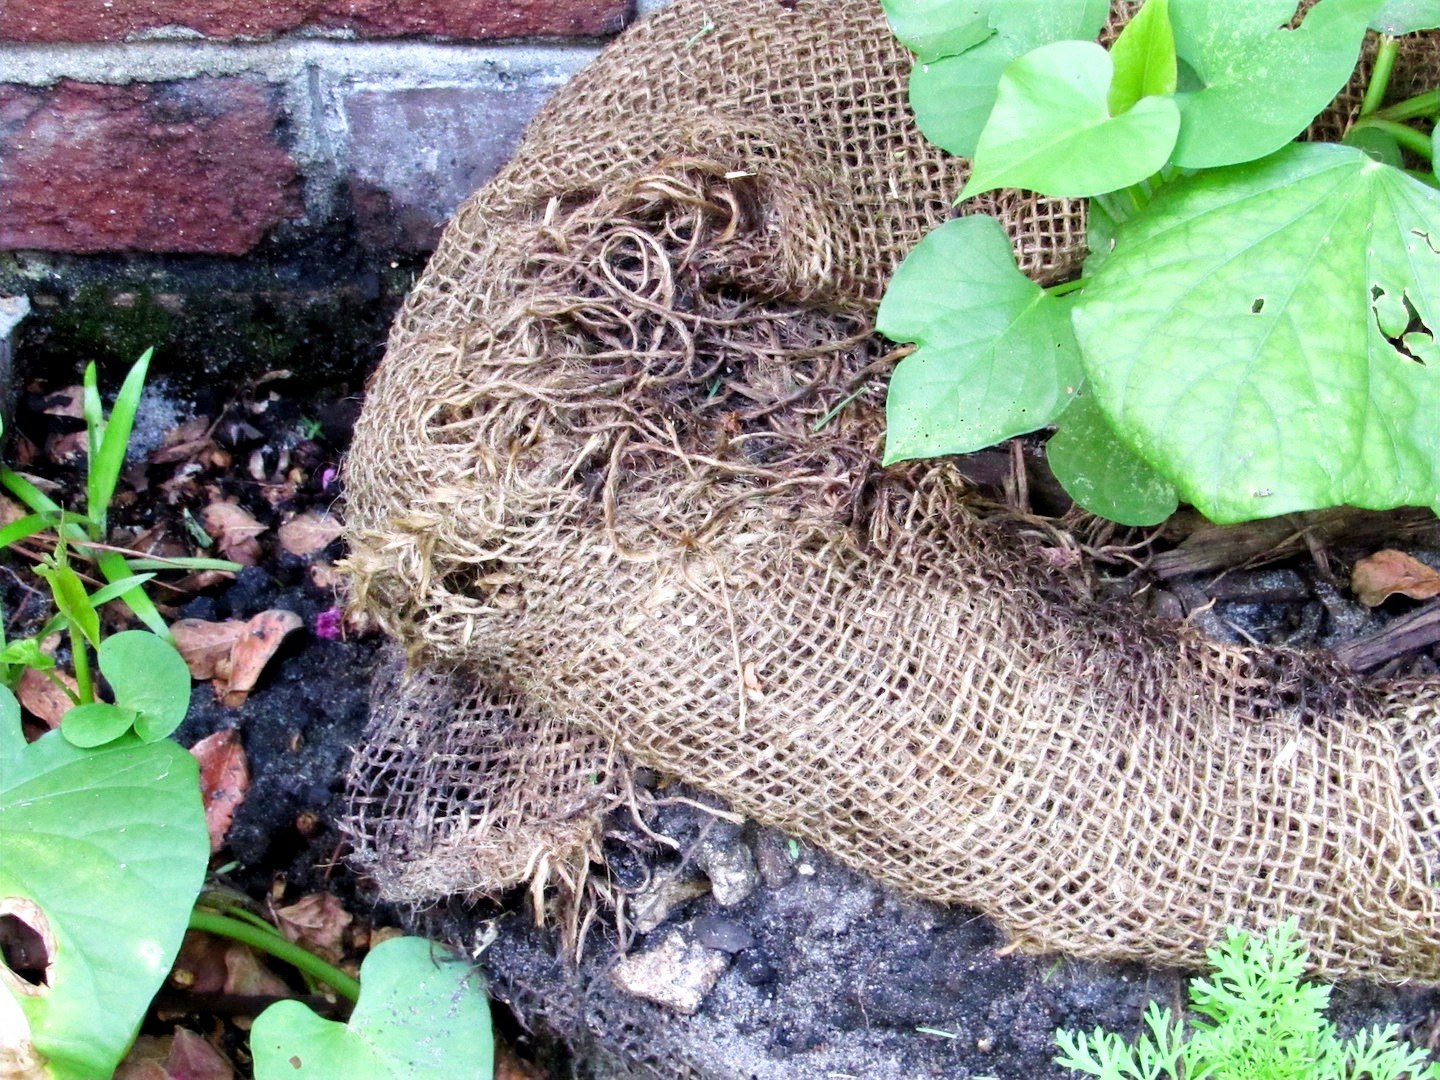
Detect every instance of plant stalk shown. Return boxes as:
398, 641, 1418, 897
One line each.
1375, 87, 1440, 123
1046, 278, 1086, 298
1361, 35, 1400, 117
67, 623, 93, 704
188, 908, 362, 1005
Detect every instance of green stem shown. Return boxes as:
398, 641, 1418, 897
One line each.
188, 909, 362, 1004
1046, 278, 1086, 298
1361, 35, 1400, 117
1352, 117, 1434, 160
67, 623, 93, 704
1375, 87, 1440, 123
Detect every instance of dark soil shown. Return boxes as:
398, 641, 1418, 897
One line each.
8, 365, 1440, 1079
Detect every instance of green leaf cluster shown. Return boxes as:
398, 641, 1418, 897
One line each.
882, 0, 1440, 525
1055, 920, 1439, 1079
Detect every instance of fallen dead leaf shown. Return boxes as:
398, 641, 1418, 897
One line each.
39, 385, 84, 419
17, 667, 77, 729
115, 1029, 234, 1080
170, 931, 230, 994
222, 942, 290, 998
44, 430, 88, 467
172, 619, 249, 680
200, 502, 266, 566
273, 893, 352, 965
277, 511, 343, 557
495, 1040, 553, 1080
190, 729, 250, 853
1352, 549, 1440, 607
220, 610, 303, 707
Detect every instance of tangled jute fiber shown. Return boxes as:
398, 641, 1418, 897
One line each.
342, 0, 1440, 981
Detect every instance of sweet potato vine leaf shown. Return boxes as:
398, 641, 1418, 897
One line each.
1167, 0, 1379, 168
251, 936, 493, 1080
879, 215, 1082, 463
1370, 0, 1440, 32
895, 0, 1109, 158
1108, 0, 1177, 116
1046, 387, 1179, 526
0, 687, 208, 1080
960, 40, 1181, 199
1072, 142, 1440, 523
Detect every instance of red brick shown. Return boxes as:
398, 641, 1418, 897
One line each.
0, 79, 301, 255
0, 0, 632, 43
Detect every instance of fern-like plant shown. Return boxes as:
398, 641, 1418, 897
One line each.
1055, 920, 1439, 1080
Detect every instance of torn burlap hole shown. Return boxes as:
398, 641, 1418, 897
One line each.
341, 0, 1440, 983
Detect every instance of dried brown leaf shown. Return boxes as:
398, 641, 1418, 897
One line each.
1352, 549, 1440, 607
273, 892, 352, 965
170, 931, 230, 995
277, 511, 343, 558
39, 386, 84, 419
200, 503, 266, 566
190, 728, 250, 853
116, 1029, 234, 1080
17, 667, 76, 729
308, 561, 345, 591
171, 619, 248, 680
221, 943, 290, 998
220, 610, 303, 707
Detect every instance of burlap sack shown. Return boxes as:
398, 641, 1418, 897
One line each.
342, 0, 1440, 981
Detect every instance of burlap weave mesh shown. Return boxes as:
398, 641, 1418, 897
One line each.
342, 0, 1440, 981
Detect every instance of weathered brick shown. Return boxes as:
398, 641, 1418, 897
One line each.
342, 83, 554, 252
0, 0, 632, 43
0, 79, 301, 255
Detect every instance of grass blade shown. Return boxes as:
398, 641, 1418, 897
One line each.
90, 348, 153, 538
0, 512, 59, 550
96, 550, 171, 640
88, 573, 157, 608
1, 467, 62, 517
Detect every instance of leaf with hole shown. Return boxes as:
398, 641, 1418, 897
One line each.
1167, 0, 1379, 168
879, 215, 1082, 463
0, 688, 208, 1080
1071, 141, 1440, 522
961, 40, 1181, 199
251, 936, 493, 1079
905, 0, 1109, 157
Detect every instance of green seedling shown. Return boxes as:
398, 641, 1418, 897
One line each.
251, 936, 494, 1080
882, 0, 1440, 525
0, 349, 239, 640
0, 684, 209, 1079
60, 630, 192, 747
1055, 919, 1440, 1079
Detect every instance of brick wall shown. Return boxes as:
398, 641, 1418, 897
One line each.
0, 1, 667, 382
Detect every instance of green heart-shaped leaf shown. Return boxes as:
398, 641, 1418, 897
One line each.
1046, 386, 1179, 525
961, 40, 1181, 199
1072, 141, 1440, 523
906, 0, 1109, 158
251, 936, 493, 1079
1168, 0, 1379, 168
0, 692, 208, 1079
100, 630, 192, 742
60, 701, 138, 748
879, 215, 1082, 463
1108, 0, 1177, 115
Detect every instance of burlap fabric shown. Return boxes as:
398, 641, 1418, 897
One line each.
342, 0, 1440, 981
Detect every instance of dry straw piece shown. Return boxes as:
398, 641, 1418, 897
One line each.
342, 0, 1440, 981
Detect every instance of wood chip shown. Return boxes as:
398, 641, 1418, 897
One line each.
1351, 549, 1440, 606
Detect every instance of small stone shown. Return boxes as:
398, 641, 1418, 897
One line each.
733, 948, 778, 987
753, 828, 797, 889
611, 930, 727, 1015
692, 915, 754, 954
694, 832, 761, 906
630, 867, 710, 934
